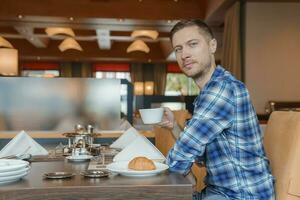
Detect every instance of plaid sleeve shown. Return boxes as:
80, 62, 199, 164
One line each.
167, 80, 234, 174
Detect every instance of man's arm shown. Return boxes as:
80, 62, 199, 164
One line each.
167, 80, 235, 175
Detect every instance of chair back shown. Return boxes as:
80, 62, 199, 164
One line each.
173, 110, 192, 130
153, 126, 206, 191
264, 111, 300, 199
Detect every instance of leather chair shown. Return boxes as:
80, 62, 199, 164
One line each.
264, 111, 300, 199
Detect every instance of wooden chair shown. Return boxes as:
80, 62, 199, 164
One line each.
154, 110, 206, 191
173, 110, 192, 130
264, 111, 300, 199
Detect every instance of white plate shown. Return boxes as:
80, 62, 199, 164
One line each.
0, 159, 29, 173
0, 166, 30, 177
0, 171, 29, 184
106, 161, 169, 177
66, 155, 93, 162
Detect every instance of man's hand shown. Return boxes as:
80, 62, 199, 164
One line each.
158, 107, 175, 129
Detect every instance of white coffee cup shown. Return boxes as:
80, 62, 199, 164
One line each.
139, 107, 164, 124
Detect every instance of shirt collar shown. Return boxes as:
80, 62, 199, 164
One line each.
193, 65, 225, 106
210, 65, 225, 81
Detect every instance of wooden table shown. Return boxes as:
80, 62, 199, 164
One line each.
0, 130, 155, 139
0, 161, 193, 200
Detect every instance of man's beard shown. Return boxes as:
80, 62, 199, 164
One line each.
188, 62, 212, 81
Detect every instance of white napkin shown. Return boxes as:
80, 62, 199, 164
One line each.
0, 130, 48, 157
110, 127, 140, 149
113, 134, 166, 162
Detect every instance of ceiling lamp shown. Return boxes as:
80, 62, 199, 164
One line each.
45, 27, 75, 37
0, 36, 14, 48
58, 37, 83, 52
0, 48, 18, 76
131, 30, 159, 40
126, 40, 150, 53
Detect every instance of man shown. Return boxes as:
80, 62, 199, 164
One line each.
160, 19, 275, 200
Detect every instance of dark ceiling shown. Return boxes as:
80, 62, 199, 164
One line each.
0, 0, 235, 63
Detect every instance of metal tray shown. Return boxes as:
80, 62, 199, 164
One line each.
44, 172, 75, 179
80, 170, 109, 178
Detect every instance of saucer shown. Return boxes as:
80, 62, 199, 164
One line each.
44, 172, 75, 179
80, 170, 109, 178
66, 155, 93, 162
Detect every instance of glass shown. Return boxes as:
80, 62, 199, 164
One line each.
54, 142, 64, 156
0, 78, 121, 132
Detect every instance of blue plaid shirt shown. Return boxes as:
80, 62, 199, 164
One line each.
167, 66, 275, 200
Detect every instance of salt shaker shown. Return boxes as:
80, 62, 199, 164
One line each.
87, 124, 94, 145
87, 125, 94, 134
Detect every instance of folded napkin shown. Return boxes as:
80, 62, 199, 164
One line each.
113, 134, 166, 162
0, 130, 48, 157
110, 127, 140, 149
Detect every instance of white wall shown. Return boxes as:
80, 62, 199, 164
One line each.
245, 2, 300, 113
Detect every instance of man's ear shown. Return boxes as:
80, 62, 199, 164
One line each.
209, 38, 217, 54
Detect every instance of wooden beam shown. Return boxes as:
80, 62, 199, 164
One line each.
0, 17, 176, 32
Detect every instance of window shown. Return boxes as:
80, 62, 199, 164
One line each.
22, 70, 59, 78
93, 63, 131, 116
93, 64, 131, 82
21, 63, 60, 78
95, 71, 131, 82
165, 64, 199, 96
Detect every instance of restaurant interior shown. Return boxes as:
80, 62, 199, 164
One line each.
0, 0, 300, 199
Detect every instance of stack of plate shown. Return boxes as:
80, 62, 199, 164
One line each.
0, 159, 30, 184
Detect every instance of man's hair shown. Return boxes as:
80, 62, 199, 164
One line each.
170, 19, 214, 42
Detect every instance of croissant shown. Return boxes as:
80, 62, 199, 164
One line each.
128, 156, 156, 171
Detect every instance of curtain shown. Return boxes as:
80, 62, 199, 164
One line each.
221, 2, 242, 80
81, 62, 92, 77
130, 63, 166, 95
60, 62, 92, 77
60, 62, 72, 77
130, 63, 143, 82
153, 63, 167, 95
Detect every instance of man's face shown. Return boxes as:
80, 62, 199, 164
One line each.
172, 26, 215, 79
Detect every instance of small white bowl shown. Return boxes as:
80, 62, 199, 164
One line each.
139, 108, 164, 124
